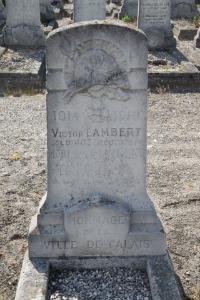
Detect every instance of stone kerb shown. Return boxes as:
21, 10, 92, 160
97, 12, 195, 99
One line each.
138, 0, 176, 50
28, 20, 166, 258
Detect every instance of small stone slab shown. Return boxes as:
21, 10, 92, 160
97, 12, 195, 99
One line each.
180, 61, 199, 72
173, 24, 197, 41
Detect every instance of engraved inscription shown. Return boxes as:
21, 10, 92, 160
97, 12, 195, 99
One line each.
139, 0, 170, 27
43, 240, 150, 250
44, 241, 78, 250
50, 148, 144, 160
51, 127, 141, 139
52, 109, 140, 123
69, 215, 128, 225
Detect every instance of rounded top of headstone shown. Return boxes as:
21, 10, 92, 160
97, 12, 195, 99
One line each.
47, 19, 147, 42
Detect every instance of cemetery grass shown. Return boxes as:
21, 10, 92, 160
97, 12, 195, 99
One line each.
0, 92, 199, 300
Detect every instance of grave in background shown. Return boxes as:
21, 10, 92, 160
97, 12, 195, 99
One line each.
39, 0, 55, 21
74, 0, 106, 22
138, 0, 176, 50
2, 0, 45, 46
0, 0, 5, 23
120, 0, 138, 20
171, 0, 198, 18
0, 0, 6, 44
194, 28, 200, 48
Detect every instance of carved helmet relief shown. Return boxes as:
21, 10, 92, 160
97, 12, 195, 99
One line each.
60, 37, 131, 104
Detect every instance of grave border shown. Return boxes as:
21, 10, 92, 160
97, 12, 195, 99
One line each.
14, 251, 183, 300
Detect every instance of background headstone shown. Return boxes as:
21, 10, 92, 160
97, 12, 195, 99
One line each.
3, 0, 45, 46
39, 0, 55, 21
194, 28, 200, 48
138, 0, 176, 50
120, 0, 138, 20
171, 0, 198, 18
74, 0, 106, 22
29, 20, 166, 258
0, 0, 6, 22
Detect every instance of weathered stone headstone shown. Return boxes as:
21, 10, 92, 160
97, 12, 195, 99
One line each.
194, 28, 200, 48
171, 0, 198, 18
39, 0, 55, 21
138, 0, 176, 50
3, 0, 45, 46
74, 0, 106, 22
0, 0, 6, 22
29, 20, 166, 258
120, 0, 138, 20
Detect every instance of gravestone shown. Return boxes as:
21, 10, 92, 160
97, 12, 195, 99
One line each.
0, 0, 6, 22
29, 20, 166, 258
120, 0, 138, 20
138, 0, 176, 50
171, 0, 198, 18
74, 0, 106, 22
39, 0, 55, 21
3, 0, 45, 46
194, 28, 200, 48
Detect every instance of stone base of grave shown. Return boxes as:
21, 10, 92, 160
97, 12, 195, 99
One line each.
173, 24, 198, 41
0, 47, 46, 94
145, 28, 176, 51
28, 194, 166, 258
2, 24, 45, 47
14, 252, 183, 300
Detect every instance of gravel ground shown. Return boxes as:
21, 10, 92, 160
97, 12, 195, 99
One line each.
0, 48, 45, 73
48, 269, 151, 300
148, 51, 180, 72
0, 45, 193, 74
0, 92, 200, 300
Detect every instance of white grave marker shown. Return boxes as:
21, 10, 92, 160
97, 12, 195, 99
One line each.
29, 20, 166, 258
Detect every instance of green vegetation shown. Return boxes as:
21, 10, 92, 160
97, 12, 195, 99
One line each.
193, 16, 200, 28
121, 14, 132, 23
